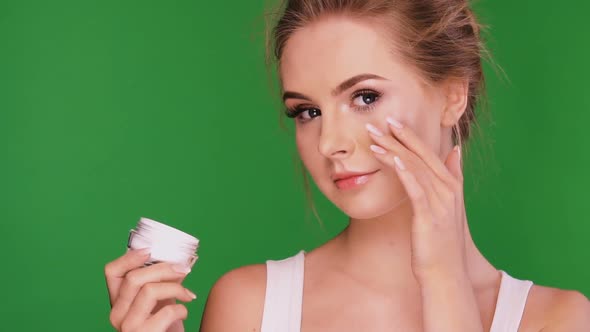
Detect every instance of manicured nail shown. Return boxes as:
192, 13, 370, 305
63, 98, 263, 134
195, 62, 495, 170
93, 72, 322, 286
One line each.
386, 117, 403, 129
393, 156, 406, 170
455, 145, 462, 159
370, 144, 387, 154
365, 123, 384, 136
185, 288, 197, 300
172, 264, 191, 274
136, 248, 151, 257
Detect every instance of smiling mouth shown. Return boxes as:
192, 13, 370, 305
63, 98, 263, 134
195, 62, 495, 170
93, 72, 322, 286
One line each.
333, 170, 379, 190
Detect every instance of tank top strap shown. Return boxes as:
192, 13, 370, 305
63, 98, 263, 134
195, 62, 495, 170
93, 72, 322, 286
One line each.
489, 270, 533, 332
260, 250, 305, 332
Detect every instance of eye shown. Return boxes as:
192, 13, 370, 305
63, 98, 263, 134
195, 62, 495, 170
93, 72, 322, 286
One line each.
285, 107, 322, 123
352, 90, 380, 108
299, 108, 321, 121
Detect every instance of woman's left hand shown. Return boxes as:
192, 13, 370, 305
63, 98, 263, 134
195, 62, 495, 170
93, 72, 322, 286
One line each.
367, 116, 484, 332
366, 117, 468, 283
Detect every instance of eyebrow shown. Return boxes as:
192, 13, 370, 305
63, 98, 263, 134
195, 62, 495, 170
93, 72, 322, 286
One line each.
282, 73, 388, 102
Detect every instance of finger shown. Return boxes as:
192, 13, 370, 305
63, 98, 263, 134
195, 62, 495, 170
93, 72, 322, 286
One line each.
367, 121, 457, 194
105, 248, 151, 306
110, 262, 191, 330
369, 142, 448, 217
367, 121, 463, 212
388, 154, 435, 230
366, 122, 407, 154
143, 304, 188, 332
384, 117, 459, 185
121, 282, 196, 331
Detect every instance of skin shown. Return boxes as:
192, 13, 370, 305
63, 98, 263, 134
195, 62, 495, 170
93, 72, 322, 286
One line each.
105, 15, 590, 332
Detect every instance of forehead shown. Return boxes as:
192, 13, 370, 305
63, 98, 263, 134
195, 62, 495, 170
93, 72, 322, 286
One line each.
279, 16, 413, 93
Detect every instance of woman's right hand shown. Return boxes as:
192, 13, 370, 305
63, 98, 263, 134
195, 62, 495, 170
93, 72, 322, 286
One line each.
104, 248, 197, 332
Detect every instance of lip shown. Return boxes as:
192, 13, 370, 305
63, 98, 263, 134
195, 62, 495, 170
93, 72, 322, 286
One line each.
333, 170, 379, 190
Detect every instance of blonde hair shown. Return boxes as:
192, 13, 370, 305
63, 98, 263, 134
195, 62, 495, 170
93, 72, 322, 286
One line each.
264, 0, 495, 224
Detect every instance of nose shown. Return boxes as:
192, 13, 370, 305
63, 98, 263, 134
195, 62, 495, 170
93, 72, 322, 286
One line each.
317, 117, 356, 159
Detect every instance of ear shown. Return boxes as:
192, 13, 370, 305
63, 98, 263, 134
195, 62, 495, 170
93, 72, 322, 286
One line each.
440, 79, 469, 128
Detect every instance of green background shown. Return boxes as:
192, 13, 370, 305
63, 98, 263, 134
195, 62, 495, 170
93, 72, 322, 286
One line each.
1, 0, 588, 331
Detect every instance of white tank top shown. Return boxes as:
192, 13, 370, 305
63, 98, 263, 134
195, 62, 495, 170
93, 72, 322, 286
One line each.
260, 250, 533, 332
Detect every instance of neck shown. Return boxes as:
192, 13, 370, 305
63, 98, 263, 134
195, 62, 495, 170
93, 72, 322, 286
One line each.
331, 197, 497, 290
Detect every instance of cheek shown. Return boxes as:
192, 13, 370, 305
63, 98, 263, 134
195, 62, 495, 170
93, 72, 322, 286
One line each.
295, 127, 313, 156
327, 168, 409, 219
381, 94, 442, 153
381, 92, 422, 126
364, 91, 422, 134
295, 127, 323, 174
412, 103, 443, 154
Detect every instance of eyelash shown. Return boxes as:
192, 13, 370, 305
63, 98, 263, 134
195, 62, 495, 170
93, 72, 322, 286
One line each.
284, 89, 382, 123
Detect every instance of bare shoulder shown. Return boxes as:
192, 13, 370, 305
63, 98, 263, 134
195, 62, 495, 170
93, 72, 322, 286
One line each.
524, 284, 590, 331
199, 263, 267, 332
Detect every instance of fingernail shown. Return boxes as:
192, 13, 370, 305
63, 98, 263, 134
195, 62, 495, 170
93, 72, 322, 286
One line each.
394, 155, 406, 170
185, 288, 197, 300
136, 248, 151, 257
455, 145, 462, 159
386, 117, 403, 129
370, 144, 387, 154
172, 264, 191, 274
365, 123, 384, 136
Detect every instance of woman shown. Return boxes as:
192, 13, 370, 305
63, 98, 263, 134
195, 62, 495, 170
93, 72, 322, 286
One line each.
104, 0, 590, 331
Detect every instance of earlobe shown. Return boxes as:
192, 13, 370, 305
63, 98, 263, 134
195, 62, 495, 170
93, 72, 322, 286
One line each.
441, 80, 469, 127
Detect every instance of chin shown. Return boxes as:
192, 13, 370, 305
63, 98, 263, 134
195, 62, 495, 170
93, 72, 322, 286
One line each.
320, 180, 408, 220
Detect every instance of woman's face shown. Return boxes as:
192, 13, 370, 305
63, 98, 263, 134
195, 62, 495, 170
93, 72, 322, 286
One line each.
280, 16, 455, 219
